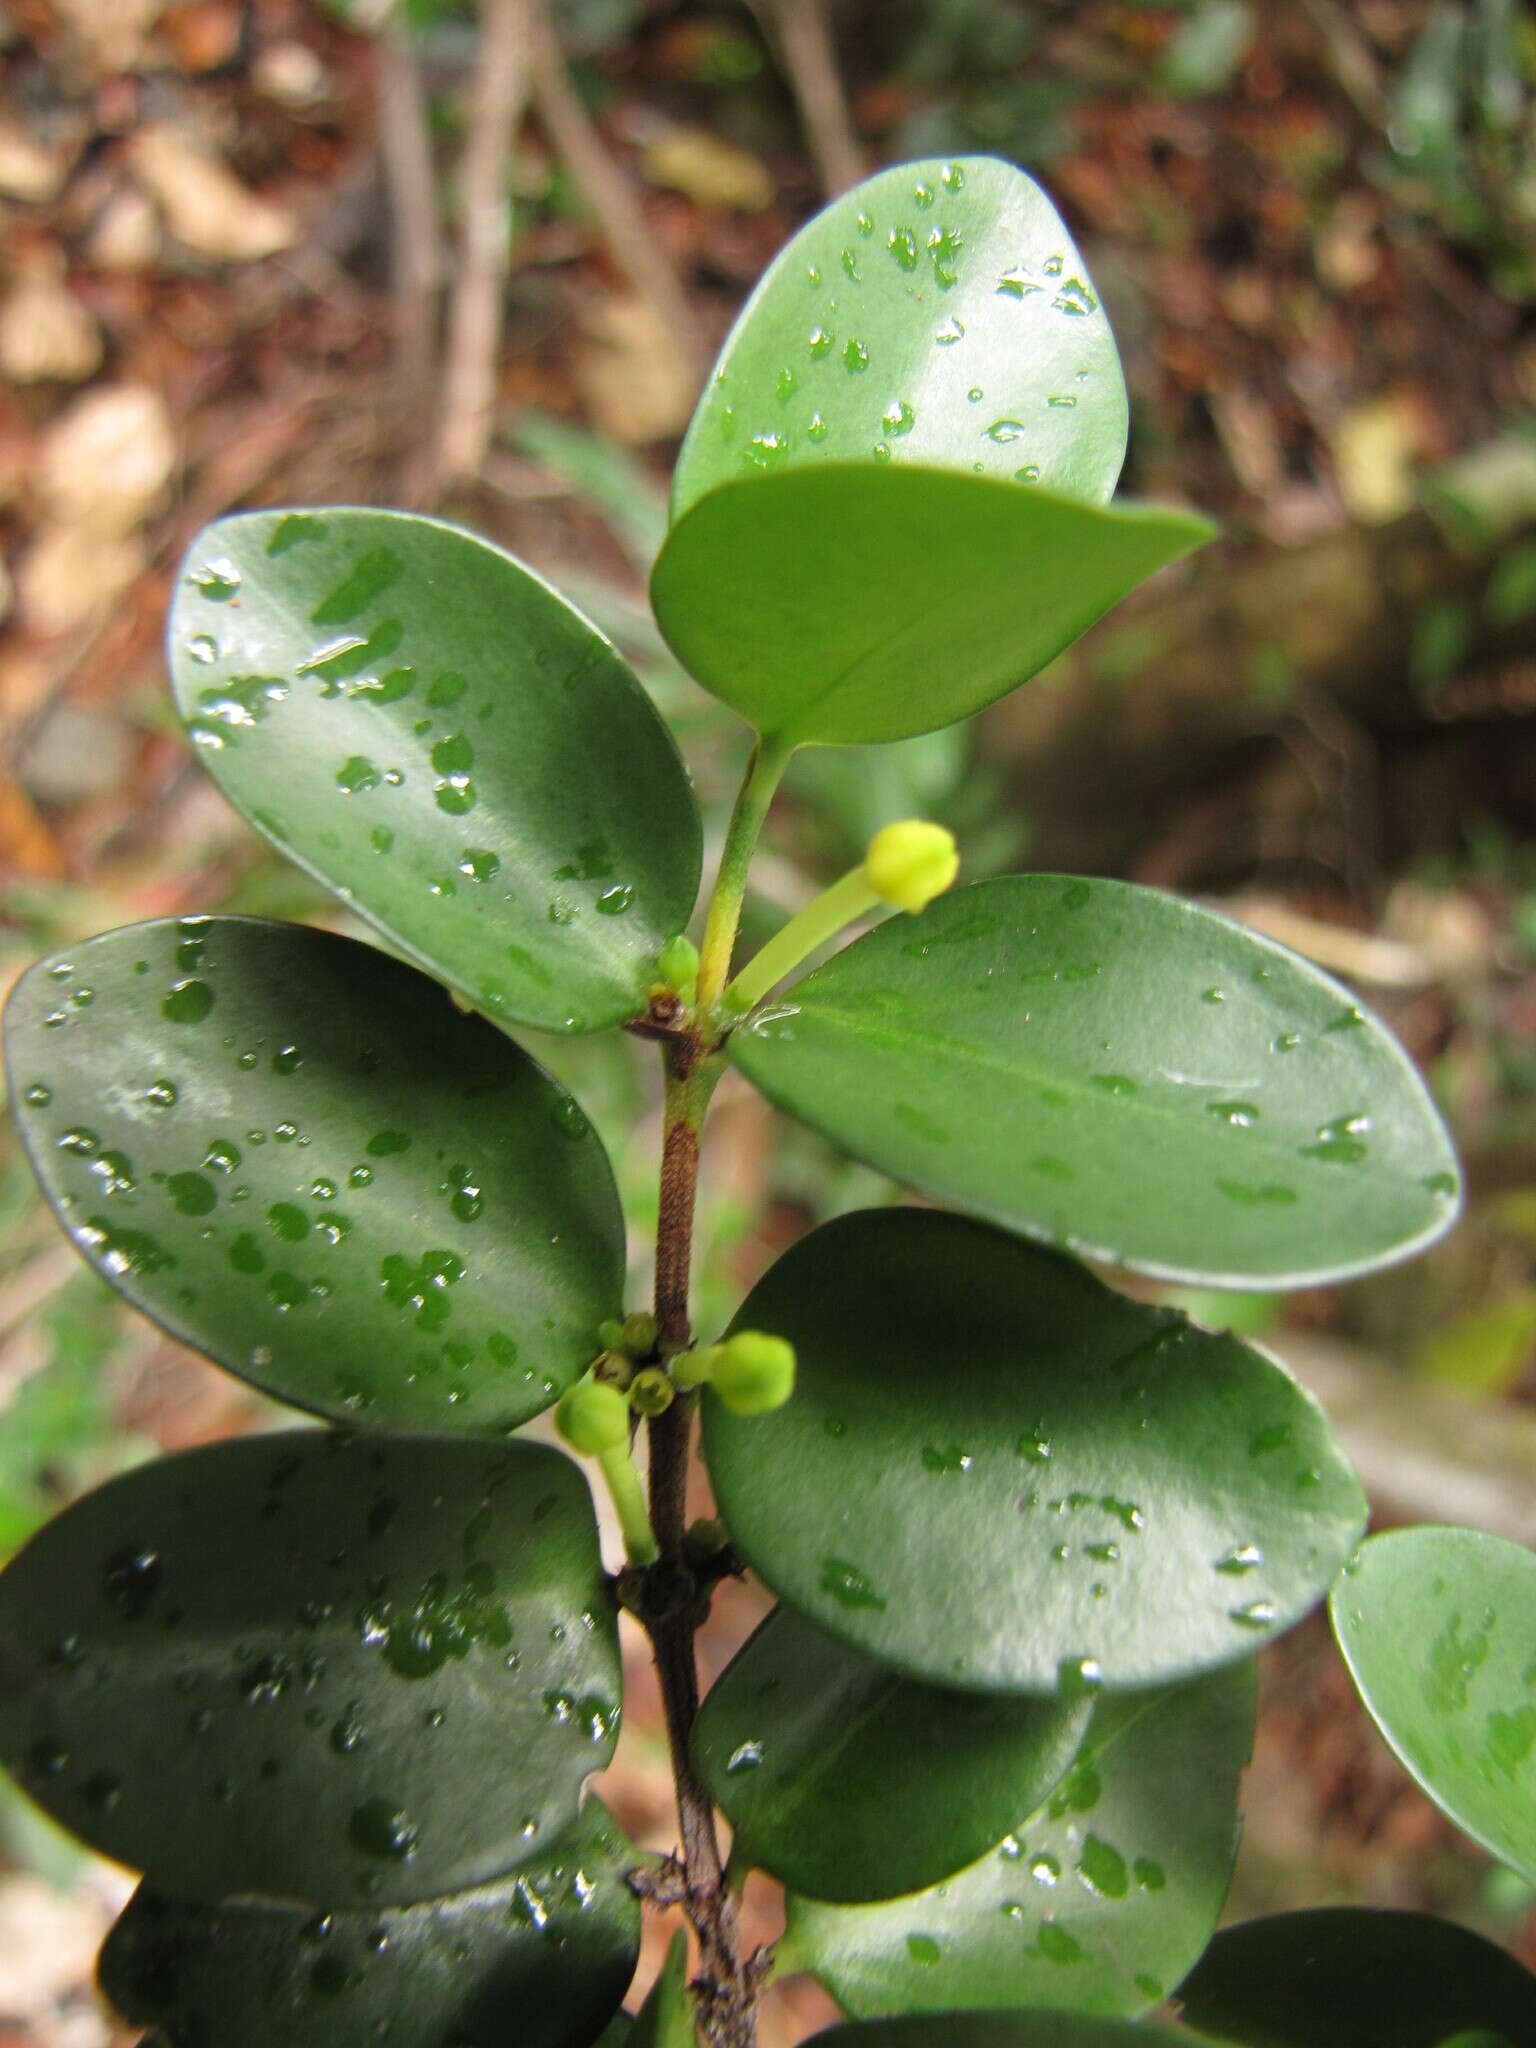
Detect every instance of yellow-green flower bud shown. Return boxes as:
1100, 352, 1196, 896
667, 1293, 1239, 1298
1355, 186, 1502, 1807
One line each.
620, 1309, 659, 1358
712, 1331, 796, 1416
597, 1318, 627, 1354
628, 1367, 675, 1417
862, 820, 959, 914
555, 1377, 630, 1455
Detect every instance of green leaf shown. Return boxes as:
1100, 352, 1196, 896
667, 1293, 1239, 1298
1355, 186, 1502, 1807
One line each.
805, 2017, 1194, 2048
728, 876, 1460, 1287
1173, 1909, 1536, 2048
4, 919, 623, 1432
671, 156, 1128, 519
169, 510, 701, 1033
650, 469, 1210, 746
0, 1433, 619, 1905
99, 1799, 640, 2048
629, 1930, 694, 2048
779, 1663, 1253, 2021
1329, 1527, 1536, 1883
693, 1605, 1092, 1901
702, 1210, 1364, 1694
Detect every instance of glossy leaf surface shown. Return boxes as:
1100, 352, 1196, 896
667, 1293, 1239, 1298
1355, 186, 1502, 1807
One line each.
729, 876, 1460, 1286
651, 469, 1209, 746
1174, 1910, 1536, 2048
4, 919, 623, 1432
629, 1931, 693, 2048
0, 1434, 618, 1904
704, 1210, 1364, 1693
693, 1605, 1091, 1900
169, 510, 700, 1032
99, 1800, 639, 2048
671, 156, 1128, 518
1330, 1527, 1536, 1882
780, 1663, 1253, 2019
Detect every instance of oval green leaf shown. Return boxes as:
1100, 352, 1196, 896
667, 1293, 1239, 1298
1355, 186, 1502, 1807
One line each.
651, 469, 1210, 746
703, 1210, 1365, 1694
170, 510, 701, 1032
808, 2023, 1192, 2048
728, 876, 1460, 1286
1173, 1909, 1536, 2048
1330, 1527, 1536, 1883
693, 1604, 1091, 1901
4, 919, 623, 1432
779, 1663, 1253, 2021
0, 1433, 619, 1905
671, 156, 1127, 518
99, 1800, 640, 2048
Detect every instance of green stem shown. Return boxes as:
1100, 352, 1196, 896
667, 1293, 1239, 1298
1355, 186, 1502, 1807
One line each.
597, 1443, 658, 1566
695, 732, 794, 1018
724, 865, 879, 1014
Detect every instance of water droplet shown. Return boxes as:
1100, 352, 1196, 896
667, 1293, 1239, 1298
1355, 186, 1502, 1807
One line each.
1249, 1423, 1292, 1456
807, 411, 829, 442
745, 431, 789, 470
103, 1544, 161, 1619
1052, 277, 1098, 316
366, 1130, 411, 1158
144, 1078, 178, 1109
166, 1171, 216, 1217
913, 180, 935, 209
1092, 1073, 1138, 1097
1047, 393, 1078, 408
57, 1126, 99, 1155
843, 337, 869, 374
187, 633, 220, 666
1018, 1424, 1051, 1464
882, 398, 916, 438
1030, 1851, 1060, 1887
1272, 1030, 1302, 1054
1425, 1170, 1458, 1200
596, 883, 633, 917
887, 225, 919, 271
1325, 1005, 1366, 1033
1077, 1835, 1128, 1897
1015, 464, 1041, 482
1209, 1100, 1261, 1128
726, 1741, 763, 1774
986, 418, 1026, 444
808, 325, 834, 358
819, 1557, 886, 1612
350, 1798, 419, 1861
1216, 1544, 1264, 1575
336, 755, 381, 796
1230, 1600, 1278, 1629
906, 1934, 941, 1965
1057, 1656, 1103, 1699
840, 246, 860, 281
162, 978, 214, 1026
921, 1444, 972, 1475
1134, 1858, 1166, 1892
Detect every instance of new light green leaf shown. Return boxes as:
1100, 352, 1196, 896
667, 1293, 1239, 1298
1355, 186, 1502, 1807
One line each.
779, 1664, 1253, 2021
650, 469, 1210, 746
671, 156, 1128, 518
0, 1434, 619, 1905
728, 876, 1460, 1287
169, 509, 701, 1032
702, 1210, 1365, 1695
99, 1801, 640, 2048
4, 920, 623, 1432
1330, 1527, 1536, 1882
1174, 1910, 1536, 2047
693, 1605, 1091, 1902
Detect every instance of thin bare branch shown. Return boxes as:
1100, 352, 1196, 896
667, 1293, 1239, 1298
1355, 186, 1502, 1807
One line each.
746, 0, 863, 196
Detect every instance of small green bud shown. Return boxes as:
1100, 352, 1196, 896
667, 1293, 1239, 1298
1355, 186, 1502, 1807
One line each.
863, 820, 959, 914
628, 1367, 674, 1417
554, 1378, 630, 1455
657, 933, 700, 999
592, 1349, 633, 1391
712, 1331, 796, 1416
620, 1310, 659, 1358
685, 1516, 730, 1561
597, 1318, 627, 1353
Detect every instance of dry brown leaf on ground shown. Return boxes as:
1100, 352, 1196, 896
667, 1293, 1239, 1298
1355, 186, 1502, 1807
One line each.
574, 292, 700, 445
50, 0, 166, 75
0, 273, 103, 385
641, 126, 776, 213
0, 119, 73, 203
127, 121, 298, 263
35, 382, 176, 534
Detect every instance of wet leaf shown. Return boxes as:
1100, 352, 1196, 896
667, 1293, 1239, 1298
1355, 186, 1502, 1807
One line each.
651, 469, 1208, 746
1174, 1909, 1536, 2047
1330, 1527, 1536, 1882
168, 510, 700, 1032
4, 919, 623, 1432
728, 876, 1460, 1287
99, 1799, 640, 2048
671, 156, 1128, 518
629, 1929, 693, 2048
0, 1433, 619, 1905
779, 1664, 1253, 2020
702, 1210, 1364, 1694
693, 1605, 1091, 1901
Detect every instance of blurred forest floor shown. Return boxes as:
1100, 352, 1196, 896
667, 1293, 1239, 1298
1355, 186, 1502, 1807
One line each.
0, 1, 1534, 2043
